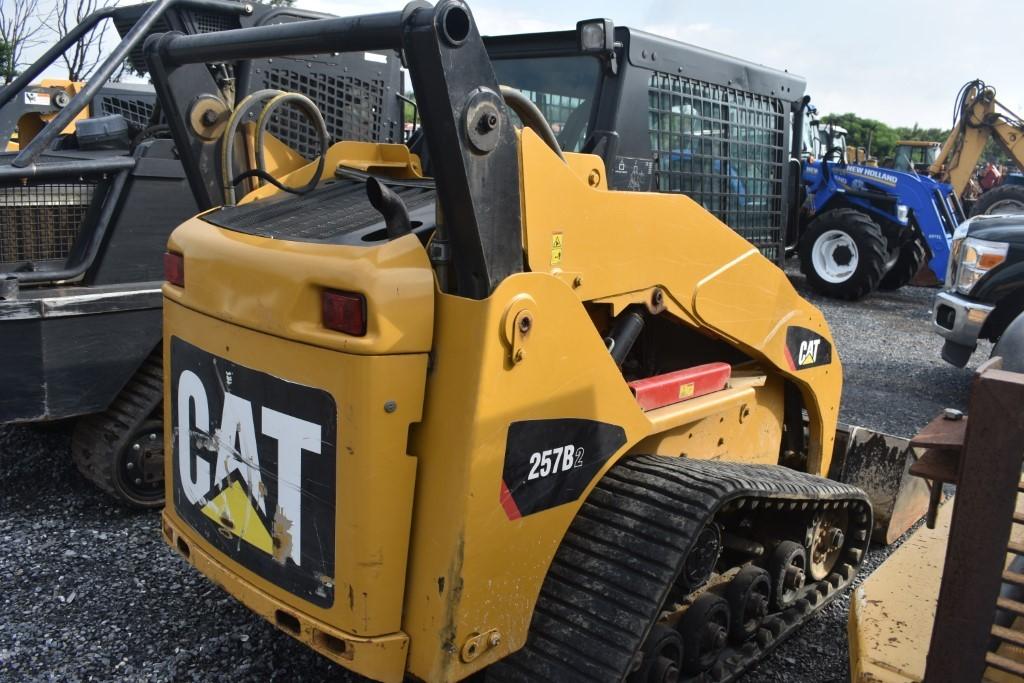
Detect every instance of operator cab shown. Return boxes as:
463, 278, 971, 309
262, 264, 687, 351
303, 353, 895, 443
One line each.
891, 140, 941, 174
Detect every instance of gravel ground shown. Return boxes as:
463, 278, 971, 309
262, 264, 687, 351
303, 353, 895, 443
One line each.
0, 272, 991, 683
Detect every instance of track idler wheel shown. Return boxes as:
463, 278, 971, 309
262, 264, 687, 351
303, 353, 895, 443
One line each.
808, 509, 848, 581
725, 565, 771, 641
630, 624, 683, 683
682, 524, 722, 590
678, 593, 730, 674
768, 540, 807, 610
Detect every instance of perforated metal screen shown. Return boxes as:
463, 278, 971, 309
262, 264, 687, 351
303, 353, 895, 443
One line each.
188, 9, 239, 35
97, 96, 155, 128
262, 69, 392, 158
0, 181, 98, 265
648, 72, 787, 261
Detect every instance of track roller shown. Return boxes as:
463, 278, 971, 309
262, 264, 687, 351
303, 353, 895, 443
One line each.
678, 594, 730, 674
724, 566, 771, 641
768, 541, 807, 610
630, 624, 684, 683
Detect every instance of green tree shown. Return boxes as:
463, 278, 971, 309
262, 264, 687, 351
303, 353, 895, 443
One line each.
821, 113, 900, 161
0, 39, 13, 82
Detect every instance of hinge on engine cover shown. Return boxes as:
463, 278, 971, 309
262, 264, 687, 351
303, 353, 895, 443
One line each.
502, 295, 535, 366
461, 628, 501, 663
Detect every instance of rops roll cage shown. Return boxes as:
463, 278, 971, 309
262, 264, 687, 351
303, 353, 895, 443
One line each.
0, 0, 251, 289
144, 0, 524, 300
0, 0, 252, 172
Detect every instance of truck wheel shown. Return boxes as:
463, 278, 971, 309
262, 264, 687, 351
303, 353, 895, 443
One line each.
799, 209, 887, 300
71, 349, 164, 508
991, 311, 1024, 373
877, 236, 927, 291
972, 185, 1024, 216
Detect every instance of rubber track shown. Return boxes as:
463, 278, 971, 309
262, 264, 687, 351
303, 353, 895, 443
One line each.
487, 456, 871, 683
71, 347, 163, 506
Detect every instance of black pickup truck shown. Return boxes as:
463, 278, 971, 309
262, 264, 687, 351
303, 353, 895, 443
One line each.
933, 213, 1024, 371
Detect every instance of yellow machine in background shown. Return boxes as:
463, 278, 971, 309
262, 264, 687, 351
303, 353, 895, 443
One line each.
891, 140, 941, 174
2, 80, 87, 151
153, 3, 875, 682
929, 80, 1024, 215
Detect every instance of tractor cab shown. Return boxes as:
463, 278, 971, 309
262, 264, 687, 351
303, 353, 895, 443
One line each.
892, 140, 941, 173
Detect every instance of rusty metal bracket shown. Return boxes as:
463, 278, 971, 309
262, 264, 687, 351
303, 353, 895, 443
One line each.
461, 628, 501, 663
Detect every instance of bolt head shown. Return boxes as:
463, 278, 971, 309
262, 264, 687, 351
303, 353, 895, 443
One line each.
126, 462, 135, 470
785, 565, 805, 589
384, 400, 397, 413
488, 632, 501, 647
132, 443, 141, 451
710, 625, 727, 649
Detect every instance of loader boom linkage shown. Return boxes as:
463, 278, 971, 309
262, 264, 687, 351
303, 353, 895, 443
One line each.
146, 0, 522, 299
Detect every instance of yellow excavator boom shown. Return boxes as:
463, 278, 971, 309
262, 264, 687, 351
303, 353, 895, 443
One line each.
931, 81, 1024, 197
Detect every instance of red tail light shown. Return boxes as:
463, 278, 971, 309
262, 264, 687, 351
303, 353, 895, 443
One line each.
164, 252, 184, 287
322, 290, 367, 336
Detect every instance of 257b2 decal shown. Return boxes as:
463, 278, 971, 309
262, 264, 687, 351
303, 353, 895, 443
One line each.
501, 419, 626, 519
527, 445, 584, 481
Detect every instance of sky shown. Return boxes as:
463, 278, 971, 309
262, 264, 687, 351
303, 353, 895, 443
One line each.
297, 0, 1021, 130
25, 0, 1021, 130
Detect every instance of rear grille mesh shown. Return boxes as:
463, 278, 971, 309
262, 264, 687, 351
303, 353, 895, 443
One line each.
0, 182, 96, 265
188, 10, 240, 34
647, 72, 787, 262
204, 178, 436, 244
97, 96, 156, 128
262, 69, 391, 158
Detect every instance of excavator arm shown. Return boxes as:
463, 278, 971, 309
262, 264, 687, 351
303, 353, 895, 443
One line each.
931, 80, 1024, 197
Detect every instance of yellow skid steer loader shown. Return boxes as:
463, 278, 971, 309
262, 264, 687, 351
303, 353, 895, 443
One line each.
147, 2, 919, 681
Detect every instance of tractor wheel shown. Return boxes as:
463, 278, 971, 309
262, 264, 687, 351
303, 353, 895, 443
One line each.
972, 184, 1024, 216
799, 209, 888, 300
878, 236, 928, 291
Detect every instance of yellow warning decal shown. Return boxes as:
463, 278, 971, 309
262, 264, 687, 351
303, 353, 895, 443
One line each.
201, 479, 274, 554
678, 382, 695, 399
550, 232, 563, 265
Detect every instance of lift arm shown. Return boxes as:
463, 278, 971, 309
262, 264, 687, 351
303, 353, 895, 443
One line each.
930, 80, 1024, 197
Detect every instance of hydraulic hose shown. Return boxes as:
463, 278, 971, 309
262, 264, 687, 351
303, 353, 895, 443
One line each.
499, 85, 566, 163
253, 91, 328, 194
220, 89, 328, 205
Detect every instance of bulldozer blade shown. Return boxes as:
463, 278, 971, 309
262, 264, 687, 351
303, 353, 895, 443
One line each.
829, 424, 930, 545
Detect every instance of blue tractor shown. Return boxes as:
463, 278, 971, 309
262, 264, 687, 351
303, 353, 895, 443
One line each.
797, 116, 965, 300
